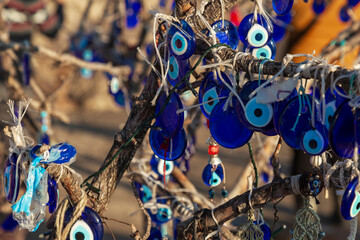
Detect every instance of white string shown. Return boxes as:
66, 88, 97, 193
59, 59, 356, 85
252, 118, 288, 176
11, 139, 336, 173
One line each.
205, 209, 222, 240
136, 47, 161, 78
176, 96, 227, 114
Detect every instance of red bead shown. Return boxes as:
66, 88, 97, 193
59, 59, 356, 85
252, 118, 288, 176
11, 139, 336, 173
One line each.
206, 119, 210, 129
208, 145, 219, 155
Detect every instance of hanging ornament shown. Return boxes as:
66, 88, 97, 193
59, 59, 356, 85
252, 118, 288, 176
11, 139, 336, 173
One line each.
167, 53, 190, 89
272, 0, 294, 15
47, 174, 59, 214
63, 206, 104, 240
166, 19, 196, 60
237, 210, 265, 240
210, 20, 239, 50
290, 197, 325, 240
3, 152, 21, 203
341, 177, 360, 220
248, 38, 276, 60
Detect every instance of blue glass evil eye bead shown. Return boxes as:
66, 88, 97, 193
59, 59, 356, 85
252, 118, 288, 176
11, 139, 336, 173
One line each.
152, 204, 172, 224
149, 128, 187, 160
210, 20, 239, 49
167, 54, 190, 89
329, 100, 356, 158
209, 98, 253, 148
279, 94, 322, 149
47, 143, 77, 164
341, 177, 360, 220
202, 164, 224, 187
150, 155, 174, 176
324, 87, 346, 131
64, 206, 103, 240
272, 13, 292, 42
249, 38, 276, 60
272, 0, 294, 15
198, 71, 232, 118
340, 6, 351, 22
135, 183, 153, 203
47, 175, 59, 214
167, 20, 196, 60
312, 0, 326, 15
237, 80, 277, 136
155, 92, 184, 138
300, 128, 328, 155
238, 14, 272, 48
3, 152, 21, 203
273, 88, 297, 134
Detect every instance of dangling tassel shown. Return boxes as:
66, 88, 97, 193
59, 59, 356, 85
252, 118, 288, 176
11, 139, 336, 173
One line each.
291, 197, 325, 240
237, 209, 264, 240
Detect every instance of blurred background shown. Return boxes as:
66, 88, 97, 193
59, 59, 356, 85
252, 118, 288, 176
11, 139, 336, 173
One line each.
0, 0, 360, 239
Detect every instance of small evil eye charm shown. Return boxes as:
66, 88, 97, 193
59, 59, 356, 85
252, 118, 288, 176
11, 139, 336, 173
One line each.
155, 206, 172, 224
167, 54, 190, 89
166, 20, 196, 60
202, 163, 224, 187
247, 23, 269, 47
47, 174, 59, 214
150, 155, 174, 176
237, 80, 276, 136
3, 152, 21, 203
199, 71, 232, 118
64, 206, 104, 240
249, 38, 276, 60
135, 183, 152, 203
300, 129, 328, 155
308, 174, 323, 198
48, 143, 77, 164
324, 87, 346, 131
210, 20, 239, 49
238, 14, 272, 46
245, 97, 274, 128
341, 177, 360, 220
272, 0, 294, 15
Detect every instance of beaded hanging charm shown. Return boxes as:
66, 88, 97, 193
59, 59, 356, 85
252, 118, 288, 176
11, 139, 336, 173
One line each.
202, 139, 228, 200
290, 197, 325, 240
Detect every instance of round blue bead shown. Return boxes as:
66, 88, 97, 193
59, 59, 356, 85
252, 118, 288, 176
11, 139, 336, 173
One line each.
238, 14, 272, 47
341, 177, 360, 220
237, 81, 277, 136
202, 164, 224, 187
150, 155, 175, 176
272, 0, 294, 15
167, 54, 190, 89
247, 38, 276, 60
279, 94, 322, 149
135, 183, 153, 203
300, 127, 328, 155
149, 128, 187, 160
329, 100, 356, 158
210, 20, 239, 49
155, 92, 184, 139
199, 71, 232, 118
312, 0, 326, 15
167, 20, 196, 60
340, 6, 351, 22
210, 98, 253, 148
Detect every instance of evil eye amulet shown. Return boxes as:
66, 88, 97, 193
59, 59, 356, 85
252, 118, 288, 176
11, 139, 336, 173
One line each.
313, 0, 326, 14
167, 54, 190, 89
135, 183, 152, 203
272, 0, 294, 15
329, 100, 356, 158
167, 20, 196, 60
273, 88, 297, 134
341, 177, 360, 220
152, 205, 172, 224
3, 152, 21, 203
155, 91, 184, 139
209, 98, 253, 149
238, 14, 272, 47
248, 38, 276, 60
64, 206, 103, 240
324, 86, 346, 131
210, 20, 239, 49
272, 13, 292, 42
149, 128, 187, 160
198, 71, 232, 118
202, 164, 224, 187
47, 175, 59, 214
300, 128, 328, 155
278, 94, 321, 149
48, 143, 77, 164
150, 155, 174, 176
237, 80, 276, 136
